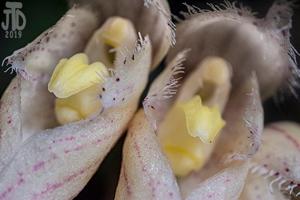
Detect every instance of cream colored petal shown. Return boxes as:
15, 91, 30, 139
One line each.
115, 110, 181, 200
241, 122, 300, 199
185, 163, 249, 200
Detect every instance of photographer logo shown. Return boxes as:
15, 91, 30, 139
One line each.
1, 1, 26, 39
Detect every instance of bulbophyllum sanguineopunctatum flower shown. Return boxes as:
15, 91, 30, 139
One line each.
0, 0, 174, 199
115, 1, 299, 200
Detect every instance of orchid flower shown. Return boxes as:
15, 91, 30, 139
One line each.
116, 1, 299, 200
0, 0, 174, 199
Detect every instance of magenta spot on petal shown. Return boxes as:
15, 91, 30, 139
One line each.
285, 168, 290, 172
7, 187, 12, 192
74, 145, 82, 151
33, 161, 45, 172
17, 178, 25, 186
65, 136, 75, 141
224, 178, 231, 183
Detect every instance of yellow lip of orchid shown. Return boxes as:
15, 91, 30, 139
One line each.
158, 95, 225, 176
158, 56, 231, 177
48, 53, 108, 99
182, 95, 225, 143
47, 53, 108, 125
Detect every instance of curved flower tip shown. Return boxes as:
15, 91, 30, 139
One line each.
167, 0, 297, 100
2, 7, 99, 78
84, 17, 137, 67
215, 74, 263, 163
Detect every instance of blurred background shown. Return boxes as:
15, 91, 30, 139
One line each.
0, 0, 299, 199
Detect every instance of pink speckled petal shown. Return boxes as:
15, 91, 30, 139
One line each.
185, 163, 249, 200
0, 7, 98, 173
0, 35, 151, 200
0, 78, 22, 172
241, 122, 300, 199
0, 9, 98, 167
0, 0, 173, 198
240, 173, 286, 200
115, 110, 181, 200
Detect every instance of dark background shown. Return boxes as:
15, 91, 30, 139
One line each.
0, 0, 299, 199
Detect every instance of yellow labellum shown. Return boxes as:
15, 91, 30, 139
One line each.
48, 53, 108, 98
182, 96, 225, 143
158, 95, 225, 176
48, 53, 108, 125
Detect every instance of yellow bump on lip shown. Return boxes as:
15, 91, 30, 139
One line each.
181, 95, 225, 143
200, 57, 231, 86
101, 17, 132, 48
84, 17, 137, 67
48, 53, 108, 98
